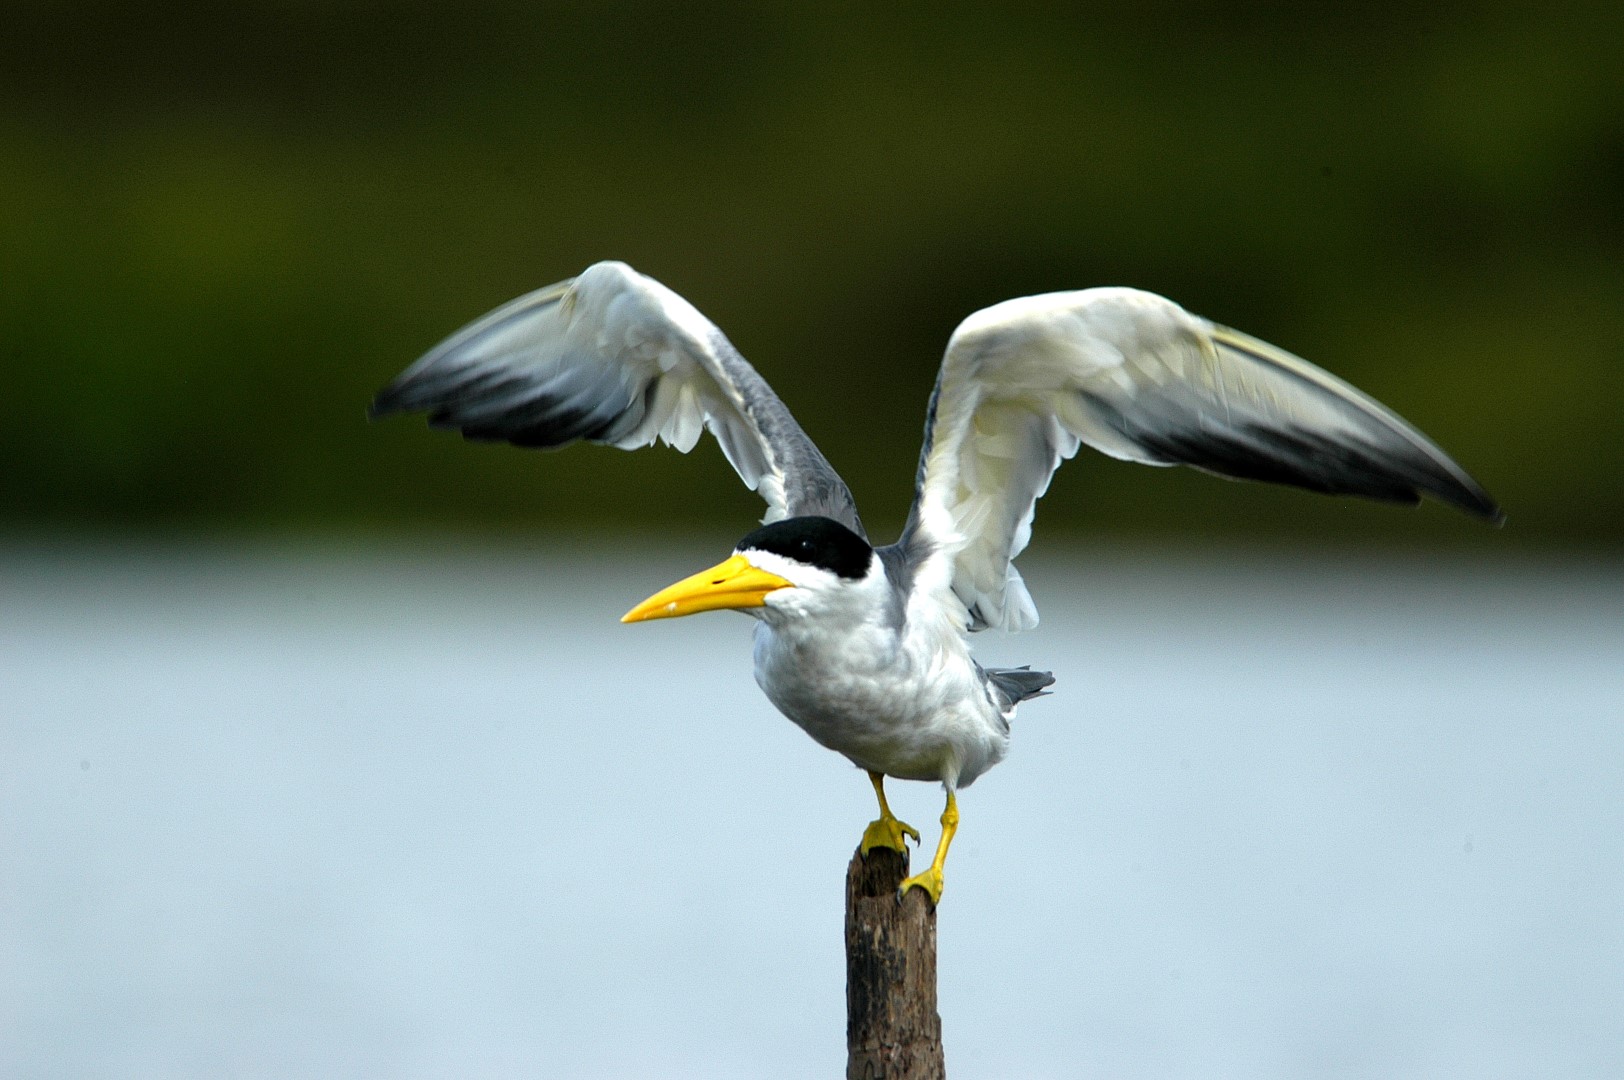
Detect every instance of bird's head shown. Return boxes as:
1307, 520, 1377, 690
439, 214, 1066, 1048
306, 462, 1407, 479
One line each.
621, 516, 878, 625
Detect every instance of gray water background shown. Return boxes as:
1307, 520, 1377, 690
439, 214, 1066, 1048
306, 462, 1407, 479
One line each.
3, 542, 1620, 1079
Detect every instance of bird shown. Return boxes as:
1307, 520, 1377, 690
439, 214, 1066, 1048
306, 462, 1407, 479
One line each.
370, 260, 1501, 903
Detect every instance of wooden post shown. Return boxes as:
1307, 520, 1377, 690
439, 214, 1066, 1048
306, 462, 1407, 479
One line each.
845, 846, 946, 1079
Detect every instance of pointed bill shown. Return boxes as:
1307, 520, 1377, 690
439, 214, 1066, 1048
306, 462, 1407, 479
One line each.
621, 554, 793, 623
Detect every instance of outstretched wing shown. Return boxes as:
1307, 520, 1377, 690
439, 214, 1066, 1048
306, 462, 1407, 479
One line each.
900, 287, 1501, 632
371, 261, 864, 536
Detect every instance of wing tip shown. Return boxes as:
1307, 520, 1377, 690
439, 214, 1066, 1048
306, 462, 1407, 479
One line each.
1474, 499, 1508, 528
367, 388, 404, 421
1429, 475, 1504, 527
368, 374, 428, 422
1466, 492, 1507, 527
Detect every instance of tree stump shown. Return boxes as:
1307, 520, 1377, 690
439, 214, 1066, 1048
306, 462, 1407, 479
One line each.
845, 845, 946, 1079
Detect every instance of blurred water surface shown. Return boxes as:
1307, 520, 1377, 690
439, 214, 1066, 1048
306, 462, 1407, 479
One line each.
2, 542, 1620, 1079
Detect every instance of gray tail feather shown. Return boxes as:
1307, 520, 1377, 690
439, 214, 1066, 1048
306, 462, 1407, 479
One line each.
984, 665, 1056, 709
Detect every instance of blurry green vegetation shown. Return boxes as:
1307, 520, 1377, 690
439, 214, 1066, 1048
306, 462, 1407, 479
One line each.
2, 3, 1620, 547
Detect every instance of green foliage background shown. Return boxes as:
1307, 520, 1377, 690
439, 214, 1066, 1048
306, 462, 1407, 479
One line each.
4, 3, 1620, 548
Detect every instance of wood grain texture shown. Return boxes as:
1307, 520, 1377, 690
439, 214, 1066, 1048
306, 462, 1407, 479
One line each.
845, 846, 945, 1080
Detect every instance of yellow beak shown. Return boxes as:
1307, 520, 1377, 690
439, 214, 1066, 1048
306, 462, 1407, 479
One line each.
620, 553, 794, 623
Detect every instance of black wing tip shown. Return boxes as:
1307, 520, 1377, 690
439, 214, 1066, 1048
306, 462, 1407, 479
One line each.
368, 377, 418, 421
1466, 495, 1508, 528
1365, 483, 1504, 526
1152, 421, 1507, 529
1430, 476, 1505, 527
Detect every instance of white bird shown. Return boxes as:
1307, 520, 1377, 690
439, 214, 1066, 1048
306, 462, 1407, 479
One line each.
371, 260, 1501, 903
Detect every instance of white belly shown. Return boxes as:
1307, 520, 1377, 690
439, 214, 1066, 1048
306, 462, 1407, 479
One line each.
750, 620, 1010, 788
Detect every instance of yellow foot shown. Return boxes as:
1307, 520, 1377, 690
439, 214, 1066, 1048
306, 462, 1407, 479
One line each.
860, 815, 920, 855
898, 866, 944, 905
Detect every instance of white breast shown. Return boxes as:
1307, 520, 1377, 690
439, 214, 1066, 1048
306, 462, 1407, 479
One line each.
750, 607, 1011, 789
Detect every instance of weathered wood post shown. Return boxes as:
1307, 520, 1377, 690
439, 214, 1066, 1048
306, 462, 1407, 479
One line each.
845, 846, 946, 1079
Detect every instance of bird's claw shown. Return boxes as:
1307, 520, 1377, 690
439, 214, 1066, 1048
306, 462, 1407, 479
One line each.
898, 866, 944, 905
860, 815, 920, 855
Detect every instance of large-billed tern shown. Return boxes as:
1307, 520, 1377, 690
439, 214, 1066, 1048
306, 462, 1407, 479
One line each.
372, 260, 1500, 903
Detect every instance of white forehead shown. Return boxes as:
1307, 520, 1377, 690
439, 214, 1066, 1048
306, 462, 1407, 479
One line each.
739, 547, 842, 587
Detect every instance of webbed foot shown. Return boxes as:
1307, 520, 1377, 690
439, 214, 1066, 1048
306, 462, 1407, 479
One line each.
898, 865, 944, 904
860, 814, 920, 855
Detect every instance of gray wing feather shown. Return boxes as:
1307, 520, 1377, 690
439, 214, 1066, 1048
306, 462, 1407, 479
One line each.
371, 261, 864, 536
706, 337, 867, 529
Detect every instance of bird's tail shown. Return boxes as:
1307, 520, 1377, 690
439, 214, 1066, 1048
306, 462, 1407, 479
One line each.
984, 665, 1056, 709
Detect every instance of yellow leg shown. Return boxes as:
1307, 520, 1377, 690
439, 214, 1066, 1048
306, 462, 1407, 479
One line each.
859, 771, 920, 855
899, 791, 959, 904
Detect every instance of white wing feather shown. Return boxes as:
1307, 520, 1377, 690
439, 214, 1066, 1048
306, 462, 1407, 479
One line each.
903, 288, 1499, 632
372, 261, 861, 534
